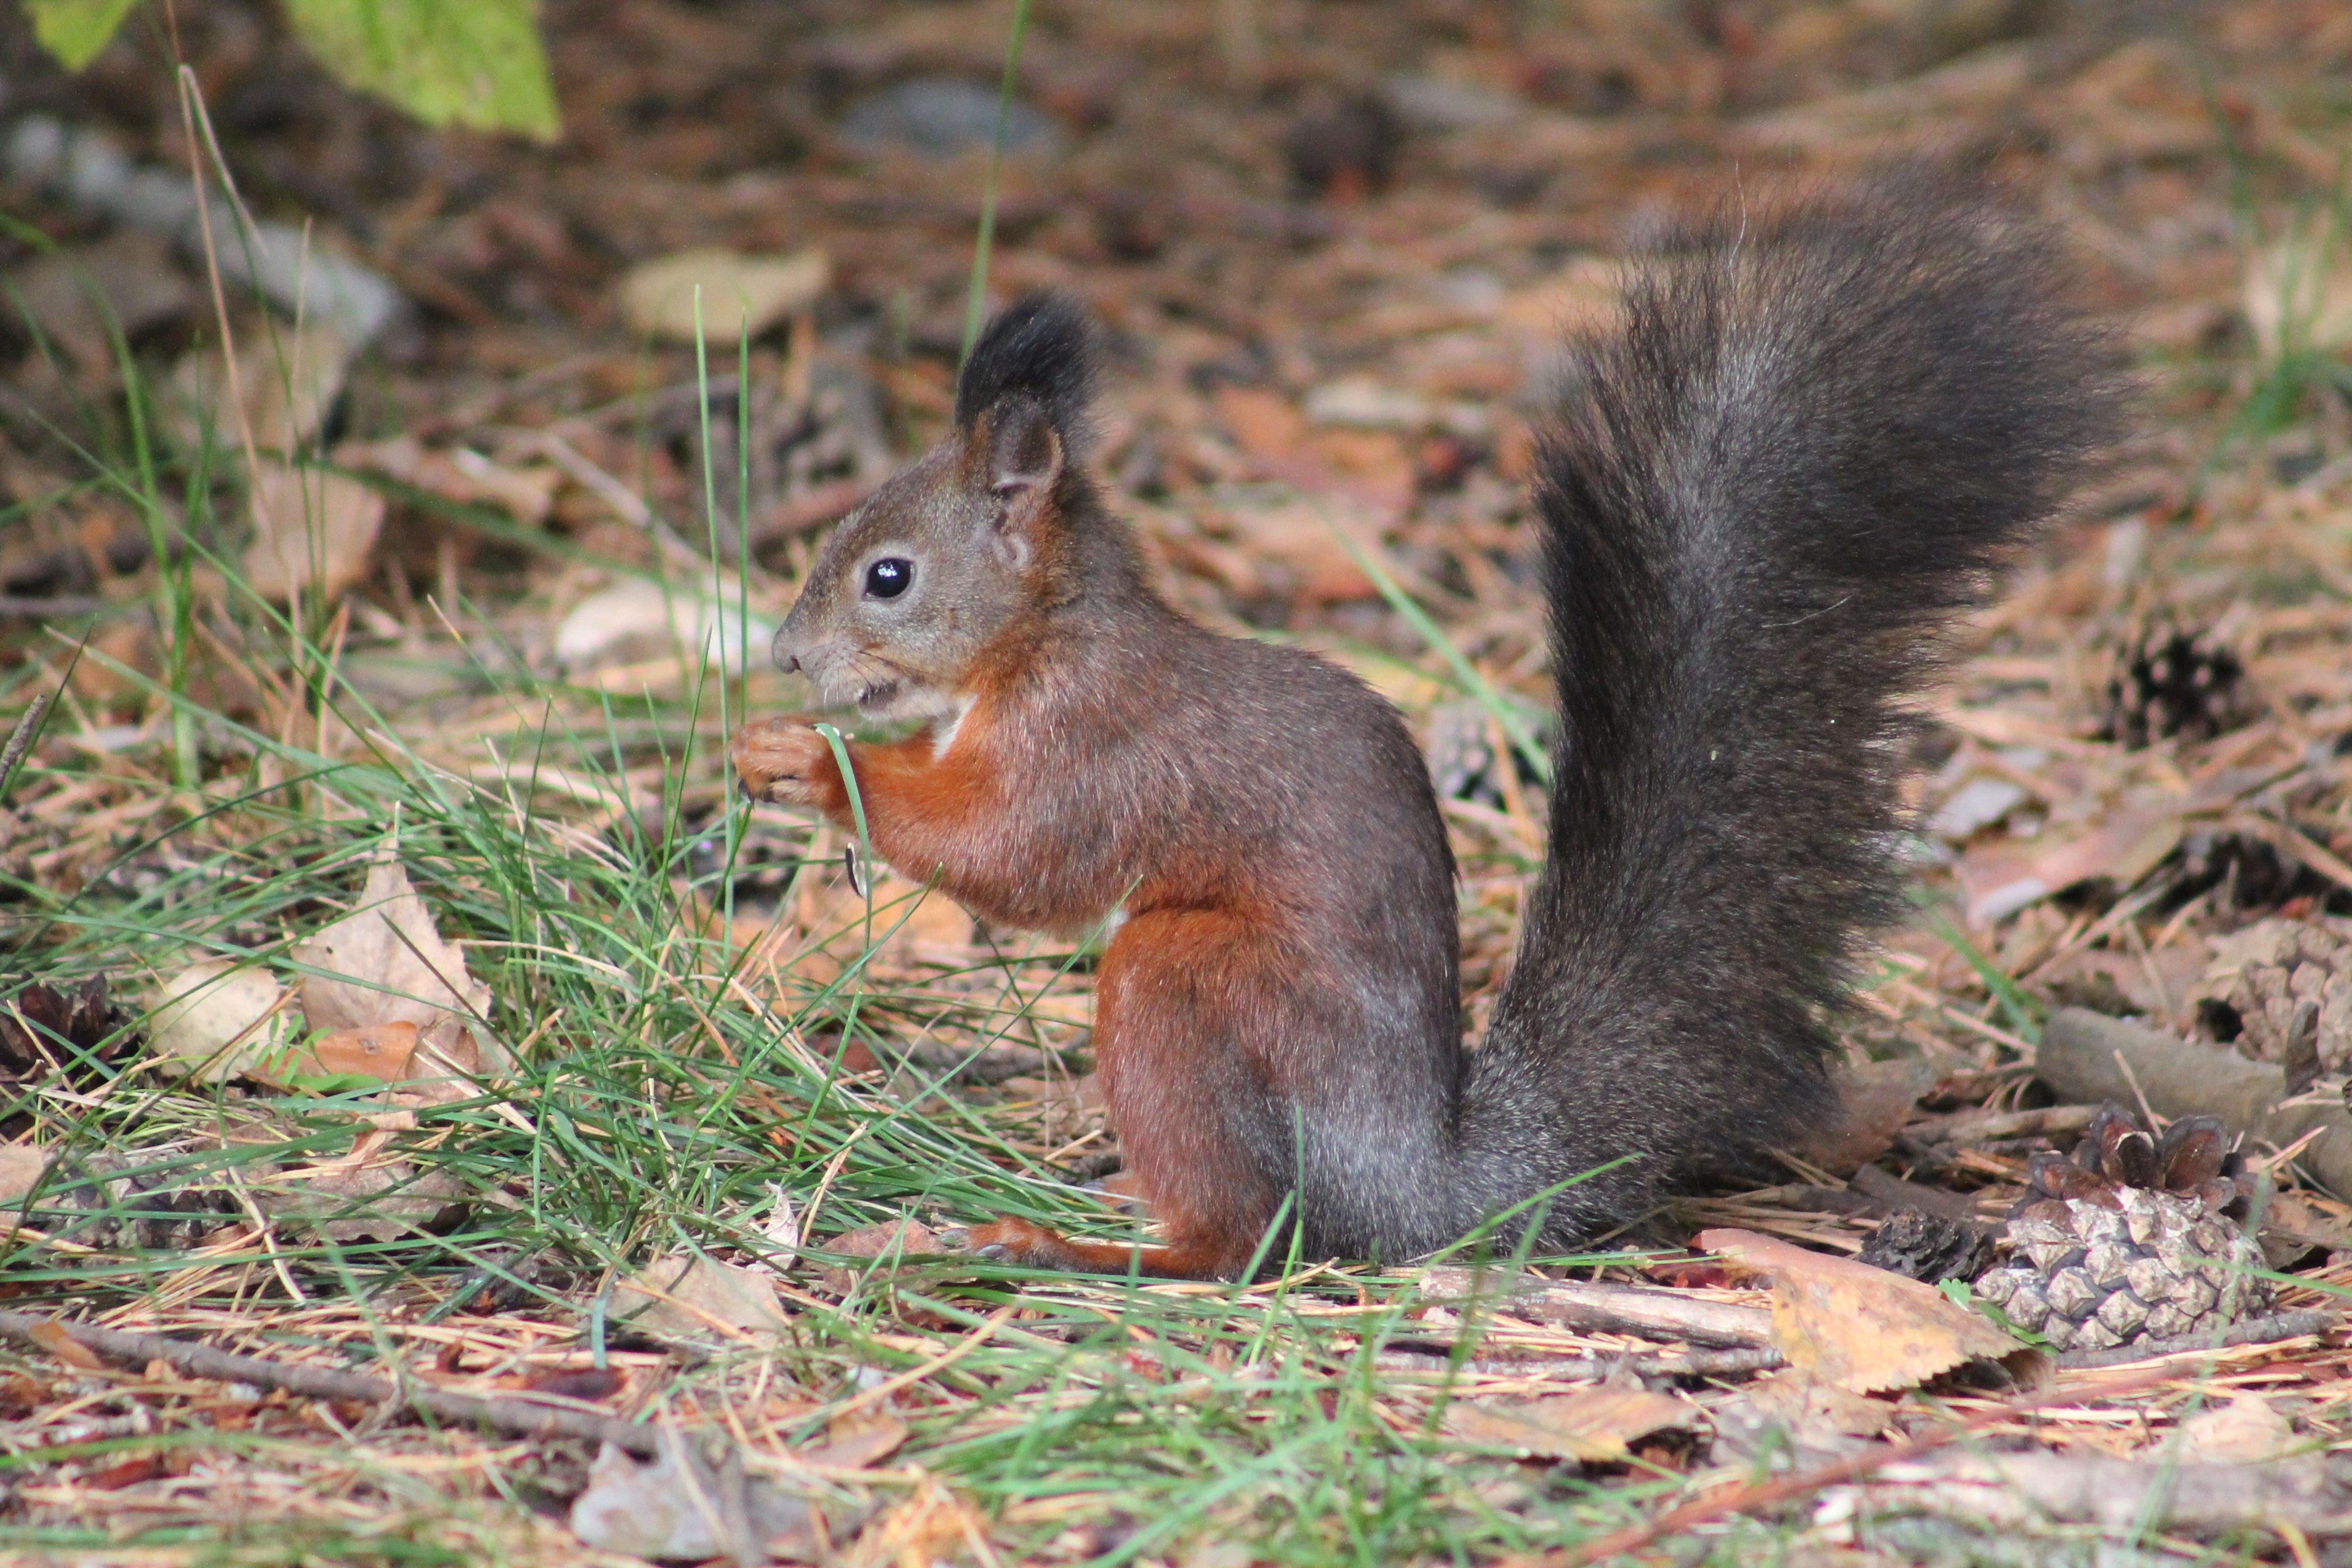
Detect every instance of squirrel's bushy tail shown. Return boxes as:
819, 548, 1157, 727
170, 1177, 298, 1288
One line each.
1456, 179, 2126, 1243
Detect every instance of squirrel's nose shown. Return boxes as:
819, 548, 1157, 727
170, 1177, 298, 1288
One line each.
770, 624, 801, 674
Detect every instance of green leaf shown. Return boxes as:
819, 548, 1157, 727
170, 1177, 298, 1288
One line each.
26, 0, 144, 70
282, 0, 559, 141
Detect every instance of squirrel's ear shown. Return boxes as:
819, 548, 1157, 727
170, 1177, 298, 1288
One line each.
955, 292, 1097, 455
979, 399, 1064, 570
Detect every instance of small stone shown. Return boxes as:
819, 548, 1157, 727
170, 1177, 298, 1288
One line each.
839, 78, 1060, 159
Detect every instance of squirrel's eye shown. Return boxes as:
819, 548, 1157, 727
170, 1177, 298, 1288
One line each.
864, 558, 913, 600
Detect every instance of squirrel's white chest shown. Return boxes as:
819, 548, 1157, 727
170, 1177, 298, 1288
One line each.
930, 695, 979, 760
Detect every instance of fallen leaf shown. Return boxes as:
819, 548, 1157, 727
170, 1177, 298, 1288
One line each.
612, 1252, 791, 1343
1213, 386, 1309, 462
553, 578, 776, 676
520, 1364, 625, 1402
569, 1436, 818, 1561
816, 1218, 949, 1294
808, 1413, 909, 1470
165, 321, 355, 456
146, 960, 301, 1084
25, 1320, 104, 1373
1697, 1227, 2033, 1394
1444, 1388, 1699, 1462
0, 1145, 46, 1206
843, 1476, 983, 1568
1955, 805, 2185, 925
301, 1020, 420, 1082
1798, 1058, 1938, 1175
257, 1159, 469, 1243
339, 436, 560, 526
2175, 1393, 2297, 1464
242, 462, 386, 603
292, 856, 495, 1064
1204, 492, 1380, 603
1736, 1366, 1898, 1438
618, 247, 831, 344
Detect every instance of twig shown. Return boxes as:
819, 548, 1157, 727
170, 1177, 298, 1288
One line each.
1419, 1267, 1772, 1349
1541, 1363, 2188, 1567
2054, 1308, 2335, 1370
1376, 1344, 1784, 1382
0, 1310, 665, 1456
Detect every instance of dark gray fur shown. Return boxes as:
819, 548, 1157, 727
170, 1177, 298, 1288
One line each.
1433, 181, 2127, 1249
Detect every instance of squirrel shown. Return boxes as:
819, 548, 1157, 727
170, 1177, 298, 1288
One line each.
733, 178, 2124, 1280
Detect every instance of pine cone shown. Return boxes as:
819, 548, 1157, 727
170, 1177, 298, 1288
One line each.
1970, 1104, 2270, 1352
1859, 1209, 1995, 1283
0, 976, 132, 1088
2188, 918, 2352, 1077
1425, 700, 1505, 809
2099, 621, 2248, 749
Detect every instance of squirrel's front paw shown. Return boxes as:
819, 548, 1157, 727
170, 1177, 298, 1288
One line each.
731, 716, 836, 805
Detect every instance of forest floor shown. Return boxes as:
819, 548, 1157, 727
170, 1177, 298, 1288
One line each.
4, 1, 2352, 1564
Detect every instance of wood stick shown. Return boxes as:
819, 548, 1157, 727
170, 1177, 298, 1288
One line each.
1376, 1344, 1784, 1382
0, 1310, 665, 1456
1535, 1363, 2189, 1568
1418, 1267, 1772, 1349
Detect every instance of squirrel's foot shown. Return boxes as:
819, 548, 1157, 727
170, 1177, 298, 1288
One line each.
731, 716, 836, 805
964, 1216, 1242, 1280
965, 1216, 1086, 1269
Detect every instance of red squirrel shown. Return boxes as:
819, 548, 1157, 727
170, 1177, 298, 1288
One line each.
733, 179, 2122, 1280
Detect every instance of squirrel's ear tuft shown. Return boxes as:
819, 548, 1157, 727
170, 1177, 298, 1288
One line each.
955, 292, 1097, 451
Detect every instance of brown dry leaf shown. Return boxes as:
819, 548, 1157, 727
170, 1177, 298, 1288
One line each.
1444, 1388, 1698, 1462
166, 321, 354, 455
303, 1021, 420, 1081
1738, 1366, 1898, 1438
844, 1476, 987, 1568
292, 857, 496, 1064
1697, 1227, 2030, 1394
611, 1253, 791, 1343
1954, 805, 2185, 925
618, 246, 831, 343
146, 959, 302, 1084
26, 1320, 104, 1373
1213, 385, 1309, 463
816, 1218, 948, 1293
0, 1144, 44, 1206
1798, 1058, 1937, 1175
1205, 493, 1381, 603
242, 462, 386, 603
809, 1413, 910, 1471
259, 1158, 468, 1243
338, 437, 560, 526
2175, 1393, 2297, 1464
569, 1436, 817, 1561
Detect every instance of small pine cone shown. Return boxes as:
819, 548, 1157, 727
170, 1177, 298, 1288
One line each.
1424, 700, 1503, 809
1972, 1105, 2271, 1351
1859, 1208, 1995, 1283
2099, 620, 2248, 749
2188, 917, 2352, 1074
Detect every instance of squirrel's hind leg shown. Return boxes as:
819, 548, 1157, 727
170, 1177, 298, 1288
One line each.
965, 1217, 1246, 1280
